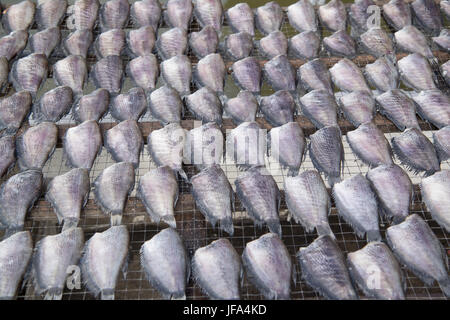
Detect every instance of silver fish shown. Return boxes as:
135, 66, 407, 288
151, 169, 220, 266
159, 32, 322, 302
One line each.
260, 90, 295, 127
130, 0, 161, 30
225, 2, 254, 36
386, 214, 450, 297
288, 31, 320, 60
395, 25, 434, 58
137, 166, 178, 228
64, 120, 102, 170
164, 0, 192, 30
323, 30, 356, 58
287, 0, 317, 33
33, 85, 73, 122
0, 90, 32, 135
191, 165, 233, 235
91, 55, 124, 95
53, 55, 87, 96
284, 170, 334, 237
94, 162, 135, 225
0, 136, 15, 178
243, 233, 292, 299
110, 87, 147, 122
398, 53, 436, 91
348, 0, 375, 35
189, 26, 218, 59
160, 55, 192, 96
433, 126, 450, 162
359, 28, 395, 59
255, 1, 283, 35
442, 0, 450, 19
442, 60, 450, 87
10, 53, 48, 97
421, 170, 450, 232
364, 57, 398, 92
297, 235, 358, 300
99, 0, 129, 31
62, 29, 93, 59
412, 90, 450, 129
80, 225, 129, 300
194, 53, 225, 94
17, 122, 57, 171
224, 91, 258, 125
299, 89, 338, 129
193, 0, 223, 33
30, 27, 61, 57
71, 0, 99, 30
382, 0, 412, 31
193, 238, 241, 299
329, 58, 370, 92
148, 85, 182, 125
0, 30, 28, 61
185, 87, 222, 125
231, 57, 261, 94
391, 127, 440, 176
127, 55, 159, 92
318, 0, 347, 32
0, 170, 42, 235
411, 0, 442, 35
46, 168, 90, 230
32, 227, 84, 300
2, 0, 35, 32
35, 0, 67, 29
140, 228, 189, 299
346, 121, 393, 168
73, 88, 110, 123
223, 31, 253, 61
94, 29, 125, 59
338, 91, 375, 127
432, 29, 450, 53
258, 31, 287, 59
234, 166, 281, 236
347, 242, 405, 300
126, 26, 155, 58
104, 119, 143, 167
156, 28, 188, 60
263, 54, 296, 92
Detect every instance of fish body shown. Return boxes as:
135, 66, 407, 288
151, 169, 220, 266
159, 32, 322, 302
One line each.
193, 0, 223, 33
258, 31, 288, 59
126, 26, 155, 58
99, 0, 129, 31
0, 136, 15, 178
2, 0, 35, 32
338, 91, 375, 127
10, 53, 48, 97
30, 27, 61, 58
71, 0, 100, 30
148, 85, 182, 125
0, 30, 28, 61
127, 55, 159, 92
0, 90, 32, 136
255, 2, 283, 35
318, 0, 346, 32
63, 29, 93, 59
164, 0, 192, 30
53, 55, 87, 96
288, 31, 320, 60
411, 0, 442, 35
263, 55, 296, 92
223, 32, 253, 61
94, 29, 125, 59
35, 0, 67, 29
412, 90, 450, 129
73, 88, 110, 123
225, 3, 254, 36
33, 85, 73, 122
359, 28, 395, 59
395, 25, 434, 58
91, 55, 124, 95
433, 126, 450, 162
130, 0, 161, 30
260, 91, 295, 127
299, 89, 338, 129
160, 55, 192, 96
397, 53, 436, 91
231, 57, 261, 94
185, 87, 222, 125
110, 87, 147, 122
329, 58, 370, 93
420, 170, 450, 232
364, 57, 398, 92
156, 28, 188, 60
224, 91, 258, 125
433, 29, 450, 53
348, 0, 375, 35
297, 59, 333, 97
189, 26, 218, 59
287, 0, 317, 33
323, 30, 356, 58
382, 0, 412, 31
194, 53, 226, 94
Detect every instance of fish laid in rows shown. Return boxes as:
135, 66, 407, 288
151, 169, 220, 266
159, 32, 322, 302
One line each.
288, 31, 320, 60
0, 170, 42, 236
99, 0, 129, 31
359, 28, 395, 59
64, 120, 102, 170
284, 170, 334, 237
32, 228, 84, 300
412, 90, 450, 129
323, 30, 356, 58
235, 167, 281, 237
94, 162, 135, 226
0, 136, 15, 178
318, 0, 346, 32
127, 55, 159, 92
126, 26, 155, 58
287, 0, 317, 33
191, 165, 233, 235
10, 53, 48, 97
30, 27, 61, 58
193, 0, 223, 33
62, 29, 93, 59
17, 122, 57, 171
185, 87, 222, 125
140, 228, 189, 299
346, 121, 393, 168
54, 54, 87, 96
156, 28, 187, 61
297, 59, 333, 95
104, 120, 143, 167
299, 89, 338, 129
258, 31, 288, 59
148, 85, 182, 125
35, 0, 67, 30
243, 233, 292, 300
333, 174, 381, 241
46, 168, 90, 230
255, 1, 283, 35
73, 88, 109, 123
231, 57, 261, 94
137, 166, 178, 228
189, 26, 218, 59
2, 0, 35, 32
420, 170, 450, 232
432, 29, 450, 53
0, 30, 28, 61
338, 91, 375, 127
110, 87, 147, 122
395, 25, 434, 59
91, 55, 123, 95
398, 53, 436, 91
223, 32, 253, 61
260, 90, 295, 127
194, 53, 225, 94
131, 0, 161, 31
348, 0, 375, 35
386, 214, 450, 297
71, 0, 99, 30
391, 128, 440, 176
33, 86, 73, 122
94, 29, 125, 59
297, 235, 358, 300
347, 242, 405, 300
223, 91, 258, 125
366, 164, 412, 224
329, 58, 370, 93
164, 0, 192, 30
81, 225, 129, 300
0, 91, 32, 136
411, 0, 442, 35
382, 0, 412, 31
193, 238, 241, 299
433, 126, 450, 162
160, 55, 192, 96
364, 57, 399, 92
225, 3, 254, 36
263, 55, 296, 92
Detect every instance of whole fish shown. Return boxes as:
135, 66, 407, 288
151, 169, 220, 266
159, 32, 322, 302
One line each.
80, 225, 129, 300
32, 228, 84, 300
91, 55, 123, 95
433, 126, 450, 162
225, 3, 254, 36
398, 53, 436, 91
148, 85, 182, 125
189, 26, 218, 59
130, 0, 161, 30
137, 166, 178, 228
2, 0, 35, 32
287, 0, 317, 33
284, 170, 334, 237
309, 126, 344, 185
0, 30, 28, 61
346, 121, 393, 167
382, 0, 412, 31
53, 55, 87, 96
10, 53, 48, 97
64, 120, 101, 170
0, 91, 32, 135
242, 233, 292, 300
160, 55, 192, 96
289, 31, 320, 60
366, 164, 412, 224
375, 90, 420, 131
33, 86, 73, 122
0, 136, 15, 178
94, 29, 125, 59
386, 214, 450, 297
193, 0, 223, 33
191, 165, 234, 235
234, 167, 281, 236
258, 31, 288, 59
46, 168, 90, 230
260, 91, 295, 127
164, 0, 192, 30
411, 0, 442, 35
62, 29, 93, 59
338, 91, 375, 127
73, 88, 109, 123
263, 55, 296, 92
35, 0, 67, 29
0, 231, 33, 299
255, 2, 283, 35
224, 91, 258, 125
140, 228, 189, 299
442, 61, 450, 87
17, 122, 57, 171
126, 26, 155, 58
347, 242, 405, 300
231, 57, 261, 94
109, 87, 147, 122
0, 170, 42, 235
395, 25, 434, 58
391, 127, 440, 176
318, 0, 346, 32
412, 90, 450, 129
432, 29, 450, 53
193, 238, 241, 299
127, 55, 159, 92
299, 89, 338, 129
359, 28, 395, 59
30, 27, 61, 58
323, 30, 356, 58
333, 174, 381, 241
99, 0, 129, 31
156, 28, 188, 60
104, 119, 143, 167
194, 53, 225, 94
348, 0, 375, 35
223, 32, 253, 61
94, 162, 135, 225
297, 235, 358, 300
329, 58, 370, 92
71, 0, 99, 30
420, 170, 450, 232
364, 57, 398, 92
185, 87, 222, 125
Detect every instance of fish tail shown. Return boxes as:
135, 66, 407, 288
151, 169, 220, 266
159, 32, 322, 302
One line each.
101, 289, 115, 300
438, 278, 450, 297
62, 218, 79, 231
366, 229, 382, 242
316, 224, 336, 240
162, 215, 177, 229
110, 213, 123, 226
44, 288, 63, 300
327, 175, 341, 187
267, 219, 282, 238
220, 216, 234, 236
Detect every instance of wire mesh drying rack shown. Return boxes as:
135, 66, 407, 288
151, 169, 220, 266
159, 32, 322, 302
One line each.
0, 0, 449, 300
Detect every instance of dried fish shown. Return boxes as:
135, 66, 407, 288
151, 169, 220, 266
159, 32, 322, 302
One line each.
0, 91, 32, 135
148, 85, 182, 125
156, 28, 188, 60
53, 55, 87, 96
231, 57, 261, 94
288, 31, 320, 60
225, 2, 254, 36
160, 55, 192, 96
127, 55, 159, 92
130, 0, 161, 30
126, 26, 155, 58
299, 89, 338, 129
223, 91, 258, 125
338, 91, 375, 127
110, 87, 147, 122
33, 86, 73, 122
255, 1, 283, 35
189, 26, 218, 59
91, 55, 124, 95
164, 0, 192, 30
73, 88, 109, 123
420, 170, 450, 232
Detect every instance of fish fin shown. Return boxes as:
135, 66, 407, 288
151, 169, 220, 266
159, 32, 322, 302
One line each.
438, 278, 450, 298
101, 289, 115, 300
